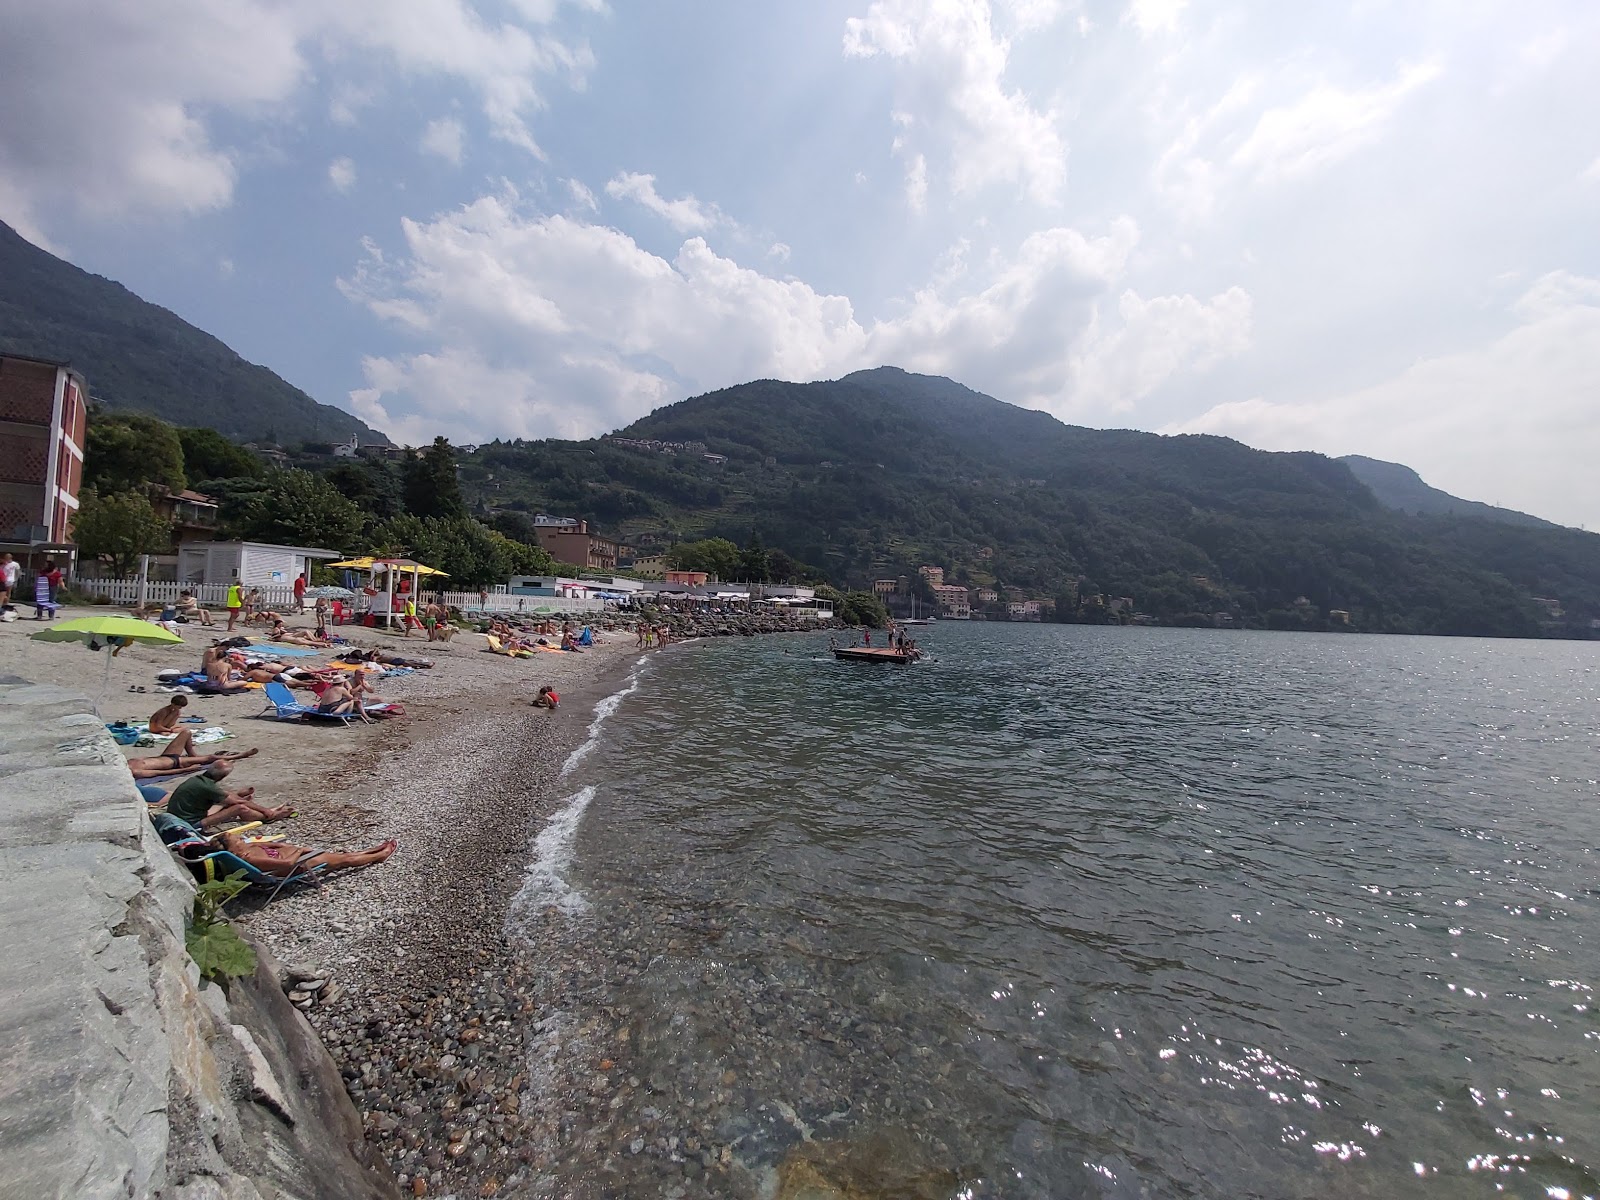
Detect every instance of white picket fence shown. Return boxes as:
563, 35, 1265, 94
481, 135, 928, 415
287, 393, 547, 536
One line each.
437, 590, 604, 615
74, 579, 302, 609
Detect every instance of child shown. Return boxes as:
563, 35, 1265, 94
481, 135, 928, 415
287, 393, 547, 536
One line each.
532, 685, 560, 710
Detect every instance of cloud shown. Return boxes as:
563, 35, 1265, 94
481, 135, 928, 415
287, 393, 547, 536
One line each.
603, 171, 722, 233
1126, 0, 1187, 36
1229, 60, 1442, 184
844, 0, 1066, 206
1582, 154, 1600, 183
566, 178, 599, 210
0, 0, 599, 238
1166, 272, 1600, 529
768, 242, 792, 262
419, 116, 466, 165
328, 157, 357, 192
340, 192, 1249, 445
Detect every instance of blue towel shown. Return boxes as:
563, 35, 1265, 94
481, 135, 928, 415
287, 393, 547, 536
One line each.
255, 643, 325, 658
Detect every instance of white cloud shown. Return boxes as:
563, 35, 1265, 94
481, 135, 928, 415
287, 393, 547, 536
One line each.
1166, 272, 1600, 529
1126, 0, 1186, 37
768, 242, 792, 262
340, 192, 1249, 444
603, 171, 722, 233
1581, 154, 1600, 183
328, 156, 357, 192
844, 0, 1066, 206
905, 153, 930, 212
419, 116, 466, 165
566, 178, 599, 210
1229, 60, 1442, 184
0, 0, 598, 237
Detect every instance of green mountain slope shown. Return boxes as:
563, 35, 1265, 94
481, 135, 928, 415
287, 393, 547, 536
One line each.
1339, 455, 1557, 529
460, 368, 1600, 639
0, 220, 385, 447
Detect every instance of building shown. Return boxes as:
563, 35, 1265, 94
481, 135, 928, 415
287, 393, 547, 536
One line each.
703, 453, 728, 465
666, 570, 709, 586
873, 578, 899, 596
918, 565, 945, 588
976, 588, 999, 604
176, 541, 344, 587
0, 353, 87, 548
332, 436, 360, 458
626, 553, 669, 579
932, 583, 970, 619
533, 518, 620, 572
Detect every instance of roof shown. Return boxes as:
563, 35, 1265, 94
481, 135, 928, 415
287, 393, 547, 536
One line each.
178, 540, 344, 558
0, 351, 70, 369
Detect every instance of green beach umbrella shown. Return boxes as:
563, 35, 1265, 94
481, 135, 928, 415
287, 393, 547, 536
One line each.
32, 615, 185, 713
30, 615, 184, 647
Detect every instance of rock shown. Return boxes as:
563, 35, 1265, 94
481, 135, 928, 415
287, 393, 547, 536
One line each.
411, 1177, 429, 1197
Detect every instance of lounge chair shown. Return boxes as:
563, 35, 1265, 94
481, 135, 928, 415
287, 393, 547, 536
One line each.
483, 634, 533, 659
150, 812, 326, 893
260, 680, 359, 724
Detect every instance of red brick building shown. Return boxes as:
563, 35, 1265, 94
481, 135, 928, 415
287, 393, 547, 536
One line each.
0, 354, 87, 546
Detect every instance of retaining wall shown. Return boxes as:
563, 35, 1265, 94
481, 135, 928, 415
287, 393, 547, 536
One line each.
0, 679, 398, 1200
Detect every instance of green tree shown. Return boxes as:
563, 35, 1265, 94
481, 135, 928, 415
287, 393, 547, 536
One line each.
373, 514, 554, 588
325, 459, 406, 529
226, 470, 364, 550
84, 411, 185, 494
176, 427, 263, 484
402, 437, 466, 520
844, 590, 890, 628
72, 488, 173, 575
738, 535, 771, 583
670, 537, 742, 580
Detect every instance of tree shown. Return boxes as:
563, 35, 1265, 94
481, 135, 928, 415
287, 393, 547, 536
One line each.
325, 460, 406, 529
738, 535, 771, 583
844, 590, 890, 628
226, 470, 364, 550
373, 514, 555, 588
84, 411, 185, 494
402, 437, 466, 520
670, 537, 742, 580
72, 488, 173, 575
176, 427, 263, 484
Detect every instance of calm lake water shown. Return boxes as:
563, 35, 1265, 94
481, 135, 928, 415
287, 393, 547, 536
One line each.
522, 624, 1600, 1199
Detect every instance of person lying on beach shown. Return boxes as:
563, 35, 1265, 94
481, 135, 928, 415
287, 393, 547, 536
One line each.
338, 648, 434, 669
206, 829, 397, 875
267, 618, 325, 647
532, 685, 559, 710
129, 745, 259, 778
163, 760, 290, 828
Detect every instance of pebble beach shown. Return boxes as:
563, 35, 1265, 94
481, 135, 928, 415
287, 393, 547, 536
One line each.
0, 603, 827, 1200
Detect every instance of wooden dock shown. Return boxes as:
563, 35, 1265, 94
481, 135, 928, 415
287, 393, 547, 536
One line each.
831, 646, 917, 664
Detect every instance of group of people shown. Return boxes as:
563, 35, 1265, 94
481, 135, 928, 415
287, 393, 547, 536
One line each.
487, 617, 594, 654
633, 622, 674, 648
0, 553, 63, 620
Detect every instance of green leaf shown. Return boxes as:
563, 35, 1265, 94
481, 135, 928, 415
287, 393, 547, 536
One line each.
186, 920, 258, 981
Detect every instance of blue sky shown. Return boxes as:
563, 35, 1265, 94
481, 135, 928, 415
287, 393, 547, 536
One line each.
2, 0, 1598, 526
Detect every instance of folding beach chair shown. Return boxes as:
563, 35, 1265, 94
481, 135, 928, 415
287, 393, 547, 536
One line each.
149, 812, 326, 898
260, 680, 359, 724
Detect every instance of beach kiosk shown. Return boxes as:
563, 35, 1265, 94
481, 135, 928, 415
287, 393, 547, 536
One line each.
327, 555, 449, 629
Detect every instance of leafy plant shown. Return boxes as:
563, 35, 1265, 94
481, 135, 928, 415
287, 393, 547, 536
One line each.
71, 487, 174, 575
185, 871, 258, 982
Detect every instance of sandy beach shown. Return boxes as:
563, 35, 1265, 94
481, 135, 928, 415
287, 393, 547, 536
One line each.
0, 605, 640, 1198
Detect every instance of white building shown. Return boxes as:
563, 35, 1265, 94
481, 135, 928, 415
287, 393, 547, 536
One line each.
176, 541, 344, 587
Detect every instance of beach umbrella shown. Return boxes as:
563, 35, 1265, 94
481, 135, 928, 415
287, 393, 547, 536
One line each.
32, 615, 184, 713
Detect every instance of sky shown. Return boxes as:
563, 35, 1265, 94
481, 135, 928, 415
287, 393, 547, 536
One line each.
2, 1, 1598, 528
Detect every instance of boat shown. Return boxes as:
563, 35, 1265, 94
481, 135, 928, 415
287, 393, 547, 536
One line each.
832, 645, 918, 664
901, 617, 933, 626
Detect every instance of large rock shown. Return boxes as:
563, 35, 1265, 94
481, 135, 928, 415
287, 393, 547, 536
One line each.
0, 681, 397, 1200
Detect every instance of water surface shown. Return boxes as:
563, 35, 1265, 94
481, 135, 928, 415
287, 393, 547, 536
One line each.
527, 624, 1600, 1199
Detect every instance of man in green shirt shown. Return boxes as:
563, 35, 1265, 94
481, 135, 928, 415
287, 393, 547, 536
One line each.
226, 582, 244, 631
165, 761, 291, 829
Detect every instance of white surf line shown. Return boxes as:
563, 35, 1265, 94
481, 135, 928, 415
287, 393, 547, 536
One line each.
509, 785, 597, 918
559, 668, 641, 778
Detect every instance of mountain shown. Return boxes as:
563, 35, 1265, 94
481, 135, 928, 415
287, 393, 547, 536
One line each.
1339, 455, 1558, 529
458, 367, 1600, 639
0, 220, 386, 447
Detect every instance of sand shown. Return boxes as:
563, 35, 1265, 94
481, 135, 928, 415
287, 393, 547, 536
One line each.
0, 603, 639, 1196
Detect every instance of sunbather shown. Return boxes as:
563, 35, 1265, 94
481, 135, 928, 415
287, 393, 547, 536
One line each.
349, 670, 404, 717
208, 830, 398, 875
268, 618, 325, 647
155, 761, 290, 829
129, 745, 259, 778
177, 591, 216, 626
198, 646, 250, 694
311, 676, 365, 720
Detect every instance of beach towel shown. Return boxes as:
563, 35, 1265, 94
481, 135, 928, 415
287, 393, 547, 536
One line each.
257, 643, 325, 658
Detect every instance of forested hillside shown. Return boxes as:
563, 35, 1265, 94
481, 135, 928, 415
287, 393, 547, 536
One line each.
460, 368, 1600, 639
1340, 455, 1557, 529
0, 220, 384, 447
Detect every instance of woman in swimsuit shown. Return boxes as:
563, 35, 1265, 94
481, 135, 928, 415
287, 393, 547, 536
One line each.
209, 830, 398, 875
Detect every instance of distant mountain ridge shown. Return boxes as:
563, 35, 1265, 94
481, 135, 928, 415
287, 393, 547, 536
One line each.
1338, 455, 1559, 530
460, 367, 1600, 639
0, 220, 385, 447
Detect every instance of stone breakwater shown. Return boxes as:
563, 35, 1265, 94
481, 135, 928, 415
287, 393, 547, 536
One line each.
0, 680, 396, 1200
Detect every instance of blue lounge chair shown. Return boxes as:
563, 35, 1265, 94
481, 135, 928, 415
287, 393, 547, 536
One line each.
261, 680, 358, 724
149, 812, 326, 894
